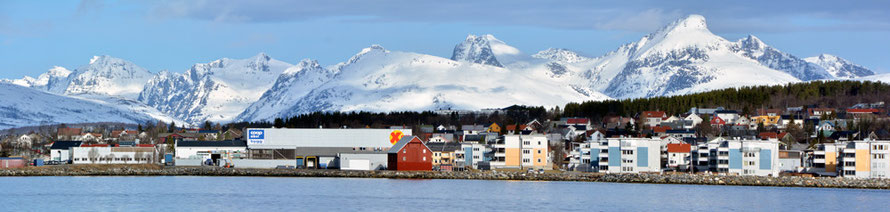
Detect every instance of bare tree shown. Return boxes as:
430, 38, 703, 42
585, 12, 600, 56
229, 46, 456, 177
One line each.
88, 148, 99, 164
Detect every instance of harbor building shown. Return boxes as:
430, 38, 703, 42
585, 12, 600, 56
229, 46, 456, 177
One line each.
244, 128, 412, 169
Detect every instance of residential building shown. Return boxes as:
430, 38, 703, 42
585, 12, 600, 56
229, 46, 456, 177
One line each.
455, 142, 488, 169
837, 140, 890, 178
641, 111, 668, 127
778, 150, 803, 173
683, 114, 703, 129
666, 143, 691, 171
490, 134, 549, 170
709, 139, 780, 176
427, 142, 462, 171
810, 142, 844, 176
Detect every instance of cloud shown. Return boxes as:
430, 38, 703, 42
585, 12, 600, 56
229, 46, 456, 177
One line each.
147, 0, 890, 33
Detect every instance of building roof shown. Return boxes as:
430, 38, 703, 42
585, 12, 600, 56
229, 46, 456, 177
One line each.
388, 136, 428, 154
566, 118, 589, 124
57, 128, 82, 136
642, 111, 666, 118
177, 140, 247, 147
652, 126, 672, 133
425, 142, 462, 152
666, 143, 691, 153
49, 141, 82, 150
296, 147, 363, 157
847, 108, 880, 113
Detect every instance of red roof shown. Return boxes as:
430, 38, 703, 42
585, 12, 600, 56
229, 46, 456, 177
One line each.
643, 111, 666, 118
847, 108, 880, 113
710, 116, 725, 125
652, 126, 672, 133
759, 132, 779, 140
58, 128, 82, 136
136, 144, 155, 147
666, 143, 691, 153
566, 118, 589, 124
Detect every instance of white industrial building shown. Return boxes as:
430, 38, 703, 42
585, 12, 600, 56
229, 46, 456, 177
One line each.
243, 128, 412, 169
49, 141, 82, 162
70, 146, 157, 164
338, 153, 388, 170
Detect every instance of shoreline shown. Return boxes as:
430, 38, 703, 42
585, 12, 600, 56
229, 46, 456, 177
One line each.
2, 165, 889, 189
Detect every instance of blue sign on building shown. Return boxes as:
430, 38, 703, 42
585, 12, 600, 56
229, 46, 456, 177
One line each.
248, 129, 265, 144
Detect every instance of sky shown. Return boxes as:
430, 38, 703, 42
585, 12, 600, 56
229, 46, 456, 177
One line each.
1, 0, 889, 79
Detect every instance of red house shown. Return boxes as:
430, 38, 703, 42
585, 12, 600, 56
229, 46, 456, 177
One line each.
388, 136, 432, 171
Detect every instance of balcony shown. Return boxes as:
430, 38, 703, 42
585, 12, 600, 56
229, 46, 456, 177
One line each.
814, 150, 825, 155
842, 157, 856, 162
813, 159, 825, 164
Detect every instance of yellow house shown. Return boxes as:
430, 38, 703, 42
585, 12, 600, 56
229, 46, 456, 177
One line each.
488, 123, 501, 134
427, 142, 461, 169
751, 116, 780, 126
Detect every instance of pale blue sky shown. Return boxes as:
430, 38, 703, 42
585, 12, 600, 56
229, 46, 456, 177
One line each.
1, 0, 889, 79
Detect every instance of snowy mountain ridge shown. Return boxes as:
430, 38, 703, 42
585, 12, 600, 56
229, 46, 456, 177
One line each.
0, 14, 882, 127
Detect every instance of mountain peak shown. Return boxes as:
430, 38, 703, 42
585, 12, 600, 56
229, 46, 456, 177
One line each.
251, 52, 271, 61
532, 48, 589, 63
666, 14, 708, 32
452, 34, 507, 67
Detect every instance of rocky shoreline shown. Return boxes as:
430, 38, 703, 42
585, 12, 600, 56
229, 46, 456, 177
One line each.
2, 165, 888, 189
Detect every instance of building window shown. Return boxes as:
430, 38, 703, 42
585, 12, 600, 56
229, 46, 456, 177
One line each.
423, 149, 426, 153
423, 157, 426, 161
523, 158, 530, 163
523, 150, 531, 154
473, 156, 480, 159
538, 150, 542, 154
473, 148, 480, 151
402, 157, 406, 161
538, 158, 542, 163
622, 150, 634, 155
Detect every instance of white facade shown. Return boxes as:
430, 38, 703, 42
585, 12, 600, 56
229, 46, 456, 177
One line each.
338, 153, 388, 170
683, 114, 703, 129
175, 146, 247, 160
714, 112, 740, 125
51, 149, 71, 162
245, 128, 412, 149
455, 142, 487, 169
572, 138, 661, 173
712, 139, 780, 176
70, 147, 157, 164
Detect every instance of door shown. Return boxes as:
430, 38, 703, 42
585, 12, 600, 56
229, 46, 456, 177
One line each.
348, 159, 370, 170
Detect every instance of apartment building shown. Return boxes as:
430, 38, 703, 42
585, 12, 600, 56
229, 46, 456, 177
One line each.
708, 139, 779, 176
836, 140, 890, 178
490, 134, 550, 170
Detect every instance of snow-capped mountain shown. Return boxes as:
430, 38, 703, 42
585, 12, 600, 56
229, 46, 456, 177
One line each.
451, 34, 522, 67
805, 54, 874, 79
0, 83, 181, 130
532, 48, 591, 63
581, 15, 801, 99
237, 45, 610, 121
138, 53, 292, 124
0, 14, 882, 127
235, 59, 337, 122
732, 35, 832, 81
3, 56, 154, 99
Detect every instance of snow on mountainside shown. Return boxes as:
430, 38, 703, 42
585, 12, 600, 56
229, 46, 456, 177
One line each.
532, 48, 591, 63
848, 73, 890, 83
138, 53, 292, 124
240, 45, 610, 121
805, 54, 875, 79
0, 83, 181, 130
451, 34, 522, 67
732, 35, 832, 81
3, 56, 153, 99
235, 59, 337, 122
586, 15, 801, 99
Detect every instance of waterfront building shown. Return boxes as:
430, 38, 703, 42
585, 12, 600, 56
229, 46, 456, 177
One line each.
837, 140, 890, 178
455, 142, 488, 169
666, 143, 691, 171
810, 142, 844, 176
49, 141, 82, 162
244, 128, 411, 168
778, 150, 803, 173
708, 139, 780, 176
388, 136, 433, 171
338, 152, 388, 171
70, 146, 157, 164
571, 137, 661, 173
490, 134, 550, 170
427, 142, 461, 171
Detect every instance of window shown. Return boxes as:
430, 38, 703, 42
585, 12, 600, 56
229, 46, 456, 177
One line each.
402, 157, 406, 161
423, 157, 426, 161
473, 148, 480, 151
745, 161, 756, 166
538, 141, 541, 145
844, 162, 855, 166
538, 150, 542, 154
523, 141, 530, 145
423, 149, 426, 153
473, 156, 480, 159
537, 158, 542, 163
874, 154, 886, 159
744, 152, 756, 157
844, 170, 856, 175
523, 150, 531, 154
622, 150, 634, 155
523, 158, 530, 163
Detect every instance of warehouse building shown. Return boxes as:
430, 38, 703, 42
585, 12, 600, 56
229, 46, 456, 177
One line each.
70, 146, 157, 164
50, 141, 82, 163
175, 140, 248, 166
245, 128, 412, 169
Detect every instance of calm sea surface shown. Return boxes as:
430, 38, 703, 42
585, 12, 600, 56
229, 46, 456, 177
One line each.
2, 176, 888, 211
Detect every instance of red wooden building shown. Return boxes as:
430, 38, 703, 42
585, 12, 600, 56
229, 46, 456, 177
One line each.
388, 136, 432, 171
